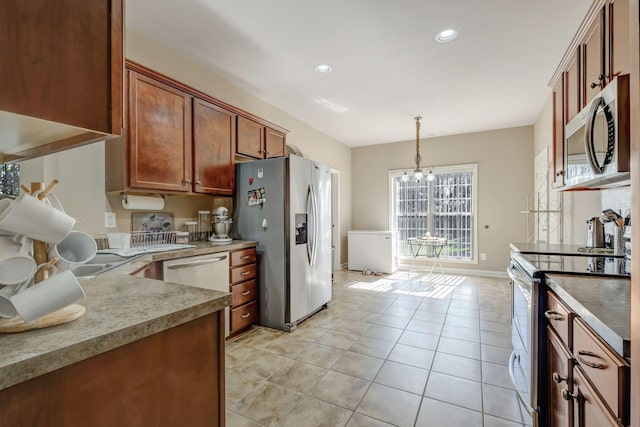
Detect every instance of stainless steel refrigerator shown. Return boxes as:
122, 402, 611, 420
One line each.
233, 155, 332, 332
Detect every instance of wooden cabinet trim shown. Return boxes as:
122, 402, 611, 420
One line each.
573, 366, 621, 427
547, 326, 574, 427
126, 60, 288, 135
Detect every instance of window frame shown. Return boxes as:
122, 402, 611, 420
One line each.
388, 163, 479, 264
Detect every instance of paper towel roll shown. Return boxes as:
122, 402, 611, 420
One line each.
121, 195, 165, 210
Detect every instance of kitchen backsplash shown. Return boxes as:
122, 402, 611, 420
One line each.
601, 186, 631, 240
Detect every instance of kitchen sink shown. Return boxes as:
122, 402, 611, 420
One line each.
71, 253, 134, 278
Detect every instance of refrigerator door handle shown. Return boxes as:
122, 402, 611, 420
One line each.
306, 185, 313, 264
310, 184, 319, 266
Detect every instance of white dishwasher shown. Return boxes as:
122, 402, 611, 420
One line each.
162, 252, 230, 337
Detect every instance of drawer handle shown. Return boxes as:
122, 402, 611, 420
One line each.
561, 389, 578, 401
241, 290, 251, 296
241, 313, 251, 318
552, 372, 567, 384
576, 350, 607, 369
240, 255, 252, 260
241, 271, 250, 276
544, 310, 563, 321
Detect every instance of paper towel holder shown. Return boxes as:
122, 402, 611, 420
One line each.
120, 193, 166, 210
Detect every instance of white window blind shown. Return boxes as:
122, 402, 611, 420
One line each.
390, 164, 477, 262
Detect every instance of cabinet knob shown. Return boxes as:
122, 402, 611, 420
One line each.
590, 82, 600, 89
561, 389, 578, 401
552, 372, 567, 384
183, 179, 192, 185
555, 170, 564, 176
195, 180, 202, 185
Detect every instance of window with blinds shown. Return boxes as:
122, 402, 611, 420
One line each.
390, 164, 477, 262
0, 163, 20, 197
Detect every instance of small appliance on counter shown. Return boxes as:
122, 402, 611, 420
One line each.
210, 207, 233, 244
586, 216, 604, 248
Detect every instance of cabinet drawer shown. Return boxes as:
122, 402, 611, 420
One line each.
231, 279, 257, 308
230, 248, 256, 267
573, 317, 629, 423
573, 366, 620, 427
230, 301, 258, 333
230, 264, 256, 284
545, 291, 573, 347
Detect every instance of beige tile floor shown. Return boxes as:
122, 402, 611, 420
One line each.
226, 269, 533, 427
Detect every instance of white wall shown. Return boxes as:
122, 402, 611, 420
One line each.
351, 126, 534, 273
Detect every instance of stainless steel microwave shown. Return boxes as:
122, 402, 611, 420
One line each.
563, 74, 630, 189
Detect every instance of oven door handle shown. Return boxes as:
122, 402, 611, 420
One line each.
507, 263, 540, 288
508, 350, 538, 416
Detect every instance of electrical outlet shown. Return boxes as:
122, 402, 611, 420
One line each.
480, 253, 487, 261
105, 212, 116, 228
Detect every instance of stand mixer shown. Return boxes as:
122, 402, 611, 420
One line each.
210, 207, 233, 243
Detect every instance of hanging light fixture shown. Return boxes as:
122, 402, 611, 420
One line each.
427, 168, 435, 181
412, 116, 423, 180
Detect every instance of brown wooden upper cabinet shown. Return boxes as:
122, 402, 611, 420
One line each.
193, 99, 236, 195
236, 116, 286, 159
552, 78, 566, 188
106, 66, 236, 195
581, 0, 629, 108
106, 62, 287, 195
127, 70, 193, 193
0, 0, 123, 161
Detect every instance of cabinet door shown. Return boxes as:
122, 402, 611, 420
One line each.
572, 367, 619, 427
582, 9, 606, 106
552, 78, 565, 188
566, 50, 581, 123
264, 128, 286, 158
236, 116, 264, 158
0, 0, 123, 135
547, 327, 573, 427
607, 0, 630, 82
193, 98, 236, 195
128, 71, 192, 192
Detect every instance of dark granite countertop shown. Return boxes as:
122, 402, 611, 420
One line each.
510, 242, 593, 256
545, 274, 630, 358
0, 240, 258, 391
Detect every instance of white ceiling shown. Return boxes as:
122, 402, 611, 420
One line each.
127, 0, 593, 147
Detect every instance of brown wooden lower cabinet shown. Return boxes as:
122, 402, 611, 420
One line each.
0, 312, 225, 427
547, 326, 573, 427
572, 366, 620, 427
229, 247, 258, 336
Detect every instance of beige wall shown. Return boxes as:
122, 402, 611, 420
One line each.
351, 126, 534, 273
533, 95, 601, 245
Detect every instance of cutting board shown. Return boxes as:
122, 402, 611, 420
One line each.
0, 304, 85, 333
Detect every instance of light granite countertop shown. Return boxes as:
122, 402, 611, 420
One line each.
0, 240, 257, 391
545, 274, 630, 358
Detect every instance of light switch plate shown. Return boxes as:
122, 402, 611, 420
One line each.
105, 212, 116, 228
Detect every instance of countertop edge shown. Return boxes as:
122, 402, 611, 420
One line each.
545, 275, 630, 358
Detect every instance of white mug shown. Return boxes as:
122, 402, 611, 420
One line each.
0, 279, 33, 318
0, 193, 75, 244
0, 236, 37, 286
10, 270, 85, 323
48, 231, 97, 271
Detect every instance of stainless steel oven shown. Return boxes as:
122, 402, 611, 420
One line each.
507, 255, 541, 424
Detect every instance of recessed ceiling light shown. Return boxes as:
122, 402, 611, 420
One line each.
435, 29, 458, 43
314, 64, 332, 74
